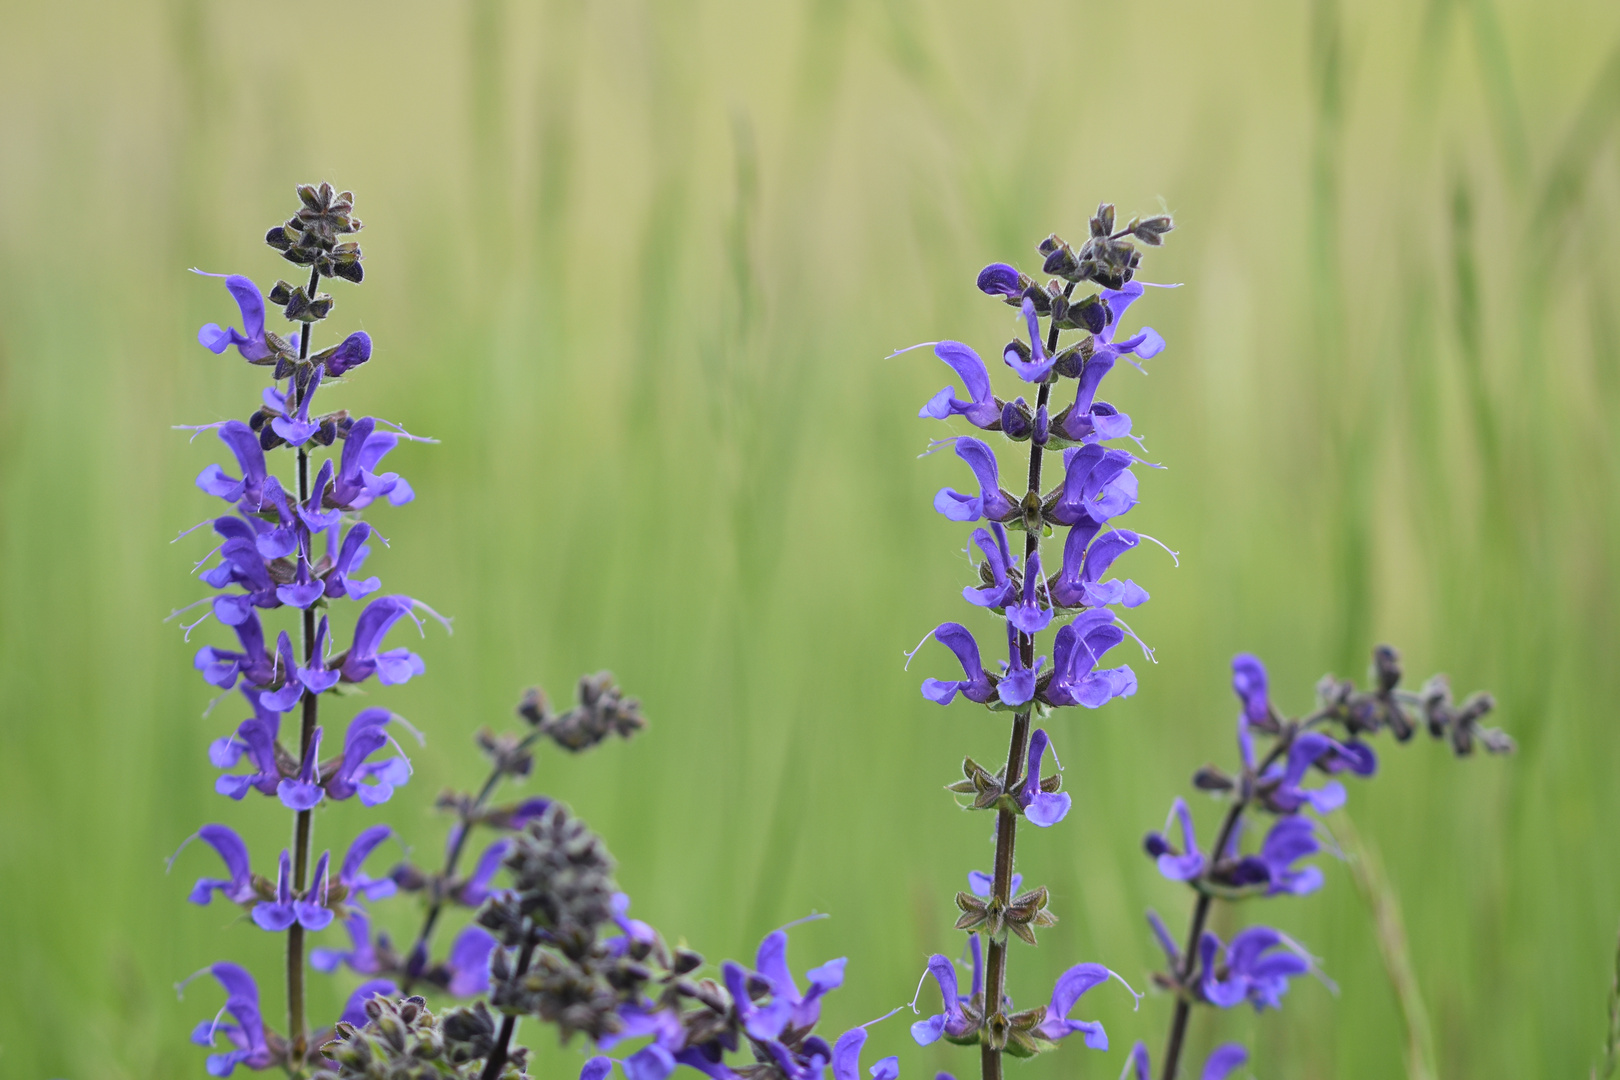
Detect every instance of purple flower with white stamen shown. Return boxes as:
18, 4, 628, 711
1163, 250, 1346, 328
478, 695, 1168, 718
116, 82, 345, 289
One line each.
210, 690, 283, 799
258, 631, 304, 712
311, 910, 382, 975
183, 961, 272, 1076
194, 613, 276, 690
196, 274, 275, 363
1260, 733, 1349, 814
335, 595, 430, 687
1047, 445, 1139, 529
1018, 728, 1070, 827
931, 437, 1017, 523
1041, 611, 1136, 708
962, 525, 1017, 610
205, 538, 281, 625
272, 364, 326, 446
976, 262, 1024, 298
1005, 550, 1051, 635
909, 952, 979, 1045
1003, 298, 1054, 382
918, 623, 996, 706
252, 849, 333, 932
323, 331, 372, 376
294, 618, 341, 694
326, 417, 415, 510
322, 521, 381, 600
444, 925, 499, 996
323, 707, 413, 806
1050, 526, 1147, 610
171, 824, 258, 906
340, 824, 399, 902
1143, 798, 1205, 881
1198, 927, 1311, 1011
1030, 963, 1137, 1048
276, 726, 324, 810
917, 342, 1001, 430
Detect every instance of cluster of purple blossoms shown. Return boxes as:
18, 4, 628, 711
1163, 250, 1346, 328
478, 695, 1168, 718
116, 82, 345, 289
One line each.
1138, 647, 1510, 1077
898, 207, 1176, 1079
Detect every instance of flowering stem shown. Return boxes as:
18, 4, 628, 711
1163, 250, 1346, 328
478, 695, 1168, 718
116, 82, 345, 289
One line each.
286, 261, 323, 1065
400, 730, 542, 992
480, 931, 539, 1080
980, 294, 1064, 1080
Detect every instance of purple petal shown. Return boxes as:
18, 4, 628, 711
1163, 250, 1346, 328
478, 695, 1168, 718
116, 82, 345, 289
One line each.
976, 262, 1022, 297
1201, 1045, 1249, 1080
340, 979, 398, 1026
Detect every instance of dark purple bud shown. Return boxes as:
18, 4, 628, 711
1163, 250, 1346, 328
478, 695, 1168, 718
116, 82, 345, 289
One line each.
1000, 399, 1032, 440
976, 262, 1023, 297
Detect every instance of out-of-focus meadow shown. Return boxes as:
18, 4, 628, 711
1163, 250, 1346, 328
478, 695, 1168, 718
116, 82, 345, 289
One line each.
2, 0, 1618, 1076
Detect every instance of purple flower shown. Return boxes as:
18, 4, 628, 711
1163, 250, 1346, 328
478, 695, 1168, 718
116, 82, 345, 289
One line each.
1019, 729, 1070, 827
966, 871, 1021, 898
323, 331, 373, 376
171, 824, 257, 906
1198, 927, 1311, 1011
272, 364, 326, 446
204, 538, 280, 625
295, 618, 341, 694
444, 925, 499, 995
917, 623, 995, 706
340, 978, 398, 1026
995, 621, 1041, 708
1125, 1042, 1247, 1080
335, 595, 432, 687
253, 849, 334, 932
917, 342, 1001, 430
831, 1027, 899, 1080
1030, 963, 1136, 1049
1047, 445, 1139, 528
276, 727, 324, 810
1232, 653, 1271, 727
1005, 550, 1051, 635
340, 824, 400, 902
196, 274, 274, 363
724, 926, 846, 1041
1003, 298, 1054, 382
1143, 798, 1205, 881
1261, 733, 1349, 814
606, 893, 659, 956
976, 262, 1024, 297
312, 909, 382, 975
1049, 525, 1147, 610
931, 438, 1017, 523
211, 690, 283, 799
909, 947, 980, 1045
323, 708, 414, 806
196, 422, 270, 506
327, 417, 415, 511
194, 614, 276, 690
453, 839, 511, 906
962, 525, 1017, 610
1041, 610, 1136, 708
1235, 815, 1325, 896
184, 961, 272, 1076
321, 521, 381, 601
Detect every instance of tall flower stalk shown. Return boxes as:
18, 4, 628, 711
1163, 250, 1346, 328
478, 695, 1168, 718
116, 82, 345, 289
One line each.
902, 205, 1175, 1080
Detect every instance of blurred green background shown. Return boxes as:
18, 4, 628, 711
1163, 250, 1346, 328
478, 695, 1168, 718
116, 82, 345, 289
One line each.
2, 0, 1617, 1076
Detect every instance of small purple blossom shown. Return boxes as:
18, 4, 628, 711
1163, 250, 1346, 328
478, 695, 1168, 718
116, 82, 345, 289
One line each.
1235, 815, 1325, 896
444, 924, 499, 995
917, 623, 995, 706
909, 953, 977, 1046
994, 620, 1041, 708
1042, 610, 1136, 708
335, 595, 433, 687
184, 961, 273, 1076
276, 726, 324, 810
340, 824, 400, 901
323, 707, 413, 806
1125, 1042, 1248, 1080
962, 525, 1017, 610
340, 978, 398, 1026
272, 364, 326, 446
196, 274, 274, 363
1019, 728, 1070, 827
1143, 798, 1205, 882
975, 262, 1023, 297
1029, 962, 1136, 1049
453, 839, 511, 906
211, 690, 283, 799
917, 342, 1001, 430
323, 331, 372, 376
1232, 653, 1271, 727
1003, 298, 1053, 382
931, 437, 1017, 523
322, 521, 381, 601
194, 612, 275, 691
1261, 732, 1349, 814
1005, 550, 1051, 635
327, 417, 415, 511
171, 824, 257, 906
252, 849, 333, 932
1050, 526, 1147, 610
1198, 927, 1311, 1011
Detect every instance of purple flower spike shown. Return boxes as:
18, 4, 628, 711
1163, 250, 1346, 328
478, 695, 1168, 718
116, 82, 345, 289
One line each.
272, 364, 325, 445
324, 522, 381, 600
340, 979, 398, 1027
325, 331, 372, 376
325, 708, 413, 806
1003, 298, 1054, 382
312, 910, 382, 975
252, 850, 299, 932
196, 274, 272, 363
338, 595, 429, 687
445, 925, 499, 995
1019, 729, 1071, 827
1198, 927, 1311, 1011
1042, 610, 1135, 708
910, 954, 976, 1045
196, 421, 270, 505
340, 824, 400, 902
976, 262, 1023, 297
1124, 1042, 1247, 1080
276, 726, 325, 810
1143, 798, 1205, 881
185, 961, 272, 1076
918, 342, 1001, 430
172, 824, 257, 906
919, 623, 995, 705
962, 525, 1017, 610
1006, 550, 1052, 634
455, 840, 511, 906
1031, 962, 1135, 1049
932, 438, 1017, 523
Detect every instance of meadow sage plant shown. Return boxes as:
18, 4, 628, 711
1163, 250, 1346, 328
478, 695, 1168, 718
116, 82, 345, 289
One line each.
897, 209, 1512, 1079
170, 186, 908, 1080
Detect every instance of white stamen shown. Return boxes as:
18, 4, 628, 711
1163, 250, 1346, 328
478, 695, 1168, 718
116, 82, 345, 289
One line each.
775, 911, 829, 933
1111, 615, 1157, 664
902, 628, 936, 670
171, 518, 215, 543
388, 711, 426, 747
884, 341, 938, 360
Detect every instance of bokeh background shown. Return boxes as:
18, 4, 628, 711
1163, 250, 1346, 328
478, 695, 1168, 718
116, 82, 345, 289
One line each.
2, 0, 1618, 1076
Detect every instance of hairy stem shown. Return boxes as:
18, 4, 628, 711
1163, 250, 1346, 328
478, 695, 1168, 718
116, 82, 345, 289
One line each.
287, 261, 323, 1065
401, 731, 541, 991
480, 933, 539, 1080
